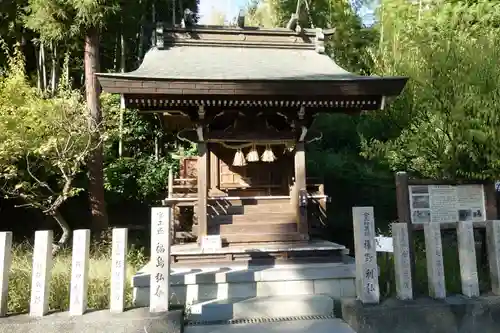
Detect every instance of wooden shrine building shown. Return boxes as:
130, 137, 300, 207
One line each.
97, 23, 407, 247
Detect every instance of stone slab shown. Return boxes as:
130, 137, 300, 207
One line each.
187, 295, 335, 322
423, 223, 446, 299
486, 220, 500, 295
457, 221, 479, 297
341, 296, 500, 333
0, 308, 183, 333
171, 240, 345, 255
352, 207, 379, 304
133, 277, 356, 307
133, 261, 356, 288
185, 318, 357, 333
391, 223, 413, 300
150, 207, 171, 313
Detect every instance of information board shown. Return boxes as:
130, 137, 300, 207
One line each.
408, 184, 486, 224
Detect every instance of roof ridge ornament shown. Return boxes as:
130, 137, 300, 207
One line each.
156, 22, 164, 49
315, 28, 325, 54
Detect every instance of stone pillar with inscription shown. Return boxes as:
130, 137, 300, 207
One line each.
110, 228, 128, 313
391, 223, 413, 300
424, 223, 446, 299
353, 207, 380, 304
487, 220, 500, 295
30, 230, 53, 317
69, 229, 91, 316
457, 221, 479, 297
0, 232, 12, 317
150, 207, 171, 313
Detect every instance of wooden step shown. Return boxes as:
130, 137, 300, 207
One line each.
209, 222, 298, 235
208, 203, 294, 216
208, 198, 291, 206
221, 232, 304, 243
210, 212, 296, 225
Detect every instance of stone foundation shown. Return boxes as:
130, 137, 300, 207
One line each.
133, 260, 356, 308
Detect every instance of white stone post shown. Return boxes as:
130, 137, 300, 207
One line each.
150, 207, 171, 313
423, 223, 446, 299
486, 220, 500, 295
30, 230, 53, 317
0, 232, 13, 316
391, 223, 413, 300
69, 229, 91, 316
352, 206, 379, 304
110, 228, 128, 313
457, 221, 479, 297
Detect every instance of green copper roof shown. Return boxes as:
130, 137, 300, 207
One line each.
102, 45, 358, 81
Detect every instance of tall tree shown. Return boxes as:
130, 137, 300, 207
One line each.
69, 0, 118, 232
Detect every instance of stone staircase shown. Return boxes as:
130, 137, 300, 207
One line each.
132, 255, 356, 323
206, 199, 304, 243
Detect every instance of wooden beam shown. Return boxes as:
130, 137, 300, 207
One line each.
208, 130, 297, 142
294, 142, 308, 240
196, 143, 209, 243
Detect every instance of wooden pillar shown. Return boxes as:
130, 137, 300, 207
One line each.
295, 142, 309, 239
197, 142, 208, 243
209, 145, 219, 191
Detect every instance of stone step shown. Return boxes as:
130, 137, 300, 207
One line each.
210, 212, 296, 225
131, 261, 356, 308
209, 203, 294, 216
209, 222, 298, 235
221, 232, 304, 243
134, 261, 354, 287
187, 295, 335, 322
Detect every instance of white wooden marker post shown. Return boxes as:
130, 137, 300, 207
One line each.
457, 221, 479, 297
353, 206, 380, 304
423, 223, 446, 299
69, 229, 91, 316
391, 223, 413, 300
110, 228, 128, 313
150, 207, 171, 313
0, 232, 12, 316
30, 230, 53, 317
487, 220, 500, 295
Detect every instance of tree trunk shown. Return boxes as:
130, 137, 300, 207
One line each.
41, 42, 47, 91
85, 28, 108, 234
137, 14, 145, 66
50, 42, 59, 94
35, 44, 42, 91
50, 209, 71, 255
118, 31, 126, 157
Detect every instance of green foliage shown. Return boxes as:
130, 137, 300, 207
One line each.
363, 0, 500, 180
100, 93, 179, 204
0, 43, 102, 212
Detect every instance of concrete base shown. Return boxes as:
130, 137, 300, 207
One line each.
0, 308, 183, 333
188, 295, 335, 322
185, 318, 357, 333
341, 296, 500, 333
133, 241, 355, 322
133, 260, 356, 307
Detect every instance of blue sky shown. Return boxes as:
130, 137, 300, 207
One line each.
198, 0, 375, 26
199, 0, 248, 24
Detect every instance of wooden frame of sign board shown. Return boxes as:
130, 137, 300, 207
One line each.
395, 171, 498, 296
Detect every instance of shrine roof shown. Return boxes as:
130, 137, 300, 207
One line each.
102, 45, 355, 81
97, 25, 408, 110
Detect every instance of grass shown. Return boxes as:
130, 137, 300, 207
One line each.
7, 232, 148, 314
378, 231, 491, 298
